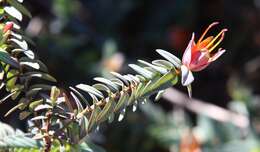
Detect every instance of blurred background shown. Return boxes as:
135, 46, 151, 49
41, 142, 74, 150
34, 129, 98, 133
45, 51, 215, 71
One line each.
1, 0, 260, 151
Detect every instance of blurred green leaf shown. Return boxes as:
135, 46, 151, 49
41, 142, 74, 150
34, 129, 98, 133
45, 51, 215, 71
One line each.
7, 0, 32, 18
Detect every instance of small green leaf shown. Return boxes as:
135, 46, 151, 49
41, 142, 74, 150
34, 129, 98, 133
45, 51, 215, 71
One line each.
71, 91, 84, 113
114, 91, 129, 112
87, 105, 100, 132
124, 74, 139, 84
10, 38, 28, 50
155, 90, 165, 101
111, 78, 124, 88
96, 98, 116, 123
4, 6, 23, 21
138, 60, 168, 74
149, 71, 176, 93
94, 77, 119, 92
156, 49, 181, 68
22, 72, 57, 82
92, 83, 111, 94
70, 87, 90, 106
30, 116, 47, 121
29, 99, 43, 111
134, 82, 145, 98
6, 69, 19, 91
76, 84, 104, 99
34, 104, 53, 111
20, 58, 48, 72
127, 86, 136, 106
0, 91, 19, 104
129, 64, 154, 79
26, 84, 53, 97
152, 60, 174, 69
7, 0, 32, 18
12, 49, 35, 59
10, 84, 23, 100
138, 80, 152, 97
5, 102, 25, 117
110, 72, 129, 85
0, 51, 19, 68
0, 8, 4, 14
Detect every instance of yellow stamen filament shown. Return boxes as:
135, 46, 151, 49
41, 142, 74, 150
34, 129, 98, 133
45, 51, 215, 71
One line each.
198, 22, 219, 43
206, 29, 228, 52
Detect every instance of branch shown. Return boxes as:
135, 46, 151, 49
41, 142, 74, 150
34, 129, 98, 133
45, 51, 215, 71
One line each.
162, 88, 249, 129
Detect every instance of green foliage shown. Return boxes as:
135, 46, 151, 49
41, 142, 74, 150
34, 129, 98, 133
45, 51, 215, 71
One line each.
0, 121, 105, 152
0, 0, 186, 151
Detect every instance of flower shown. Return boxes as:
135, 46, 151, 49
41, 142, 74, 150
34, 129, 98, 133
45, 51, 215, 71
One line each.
181, 22, 227, 87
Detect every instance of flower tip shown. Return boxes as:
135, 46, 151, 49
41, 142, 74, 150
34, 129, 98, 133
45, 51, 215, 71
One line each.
222, 28, 228, 32
219, 48, 226, 52
209, 22, 219, 27
190, 32, 195, 40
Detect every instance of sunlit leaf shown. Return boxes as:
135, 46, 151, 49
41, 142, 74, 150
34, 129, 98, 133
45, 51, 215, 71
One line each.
110, 72, 129, 85
149, 71, 175, 93
129, 64, 154, 79
138, 60, 168, 74
10, 38, 28, 50
76, 84, 104, 99
152, 59, 174, 69
22, 72, 57, 82
94, 77, 119, 92
70, 86, 90, 106
5, 102, 25, 117
92, 83, 111, 94
34, 104, 53, 111
114, 91, 129, 112
12, 49, 35, 59
87, 105, 100, 132
96, 98, 116, 123
29, 99, 43, 111
156, 49, 181, 68
4, 6, 22, 21
155, 90, 165, 101
71, 91, 84, 113
0, 50, 19, 68
6, 69, 19, 91
30, 116, 47, 121
7, 0, 32, 18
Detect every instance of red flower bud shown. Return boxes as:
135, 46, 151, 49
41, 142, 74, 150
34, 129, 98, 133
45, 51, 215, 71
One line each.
3, 22, 13, 33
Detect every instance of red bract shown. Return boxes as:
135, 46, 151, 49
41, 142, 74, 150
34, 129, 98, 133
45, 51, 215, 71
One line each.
181, 22, 227, 87
3, 22, 13, 33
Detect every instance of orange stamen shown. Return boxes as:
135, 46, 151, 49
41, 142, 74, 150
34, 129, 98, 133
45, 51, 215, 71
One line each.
197, 36, 213, 49
206, 29, 228, 52
198, 22, 219, 43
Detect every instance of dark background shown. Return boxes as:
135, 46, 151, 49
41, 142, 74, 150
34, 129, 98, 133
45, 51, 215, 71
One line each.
1, 0, 260, 151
